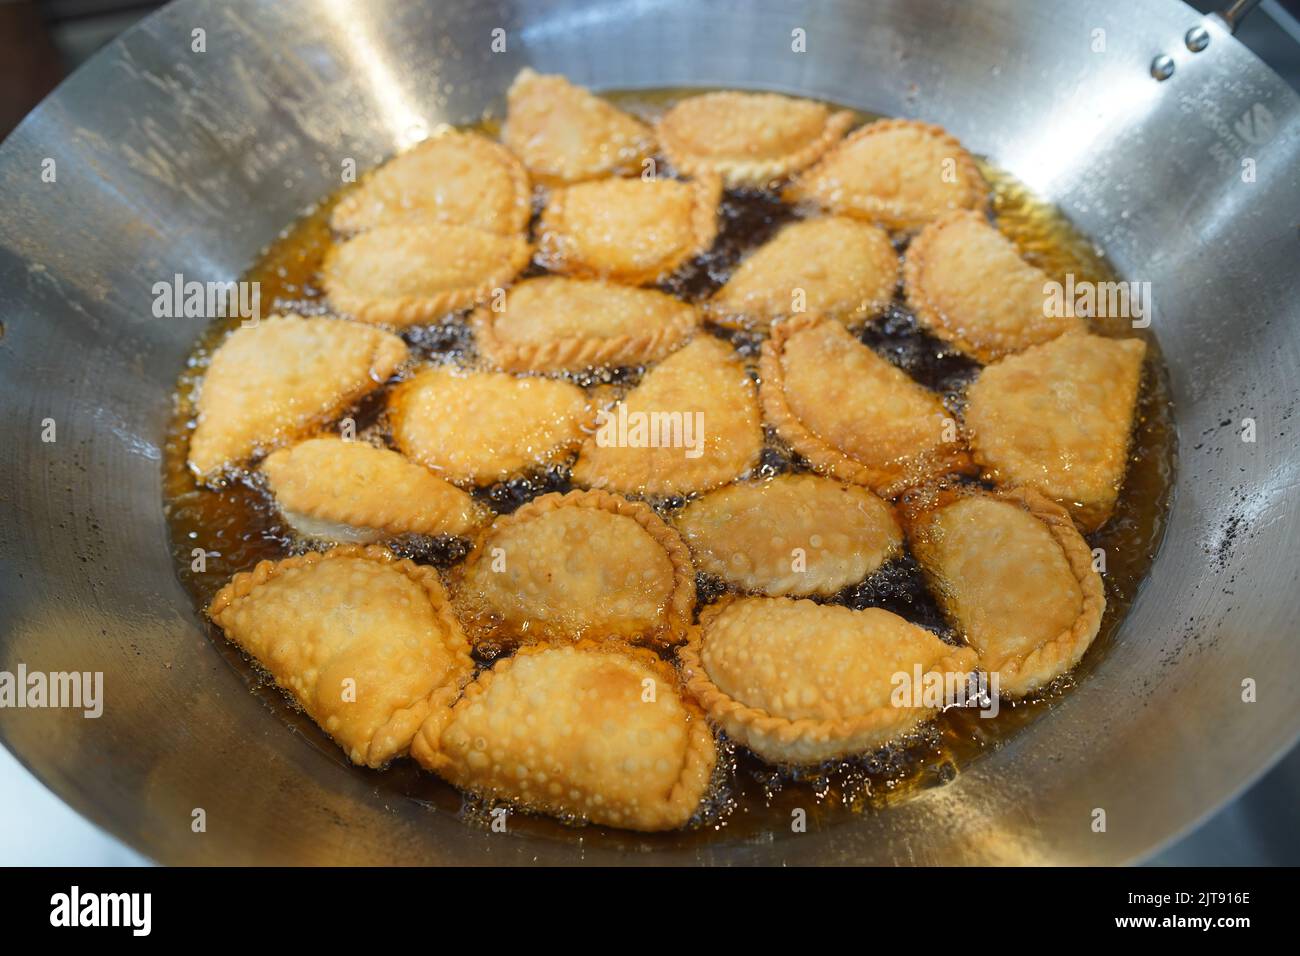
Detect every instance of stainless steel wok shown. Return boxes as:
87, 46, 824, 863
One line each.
1, 0, 1297, 865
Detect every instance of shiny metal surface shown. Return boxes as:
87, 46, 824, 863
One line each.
1, 0, 1298, 865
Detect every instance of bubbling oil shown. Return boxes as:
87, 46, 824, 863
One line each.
162, 90, 1175, 848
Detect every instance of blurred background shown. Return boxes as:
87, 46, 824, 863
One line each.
0, 0, 1297, 865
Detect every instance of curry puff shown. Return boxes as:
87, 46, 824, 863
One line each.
388, 366, 590, 486
453, 489, 694, 647
188, 315, 407, 480
412, 643, 717, 831
329, 130, 531, 235
472, 276, 700, 372
322, 223, 531, 327
709, 216, 899, 329
785, 118, 987, 231
656, 90, 854, 187
537, 174, 722, 284
964, 331, 1146, 532
903, 211, 1083, 362
681, 597, 978, 765
503, 68, 654, 185
207, 545, 473, 768
907, 488, 1105, 697
675, 474, 902, 597
760, 314, 973, 496
571, 335, 764, 496
260, 436, 486, 542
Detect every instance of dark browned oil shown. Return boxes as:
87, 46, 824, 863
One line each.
162, 91, 1176, 849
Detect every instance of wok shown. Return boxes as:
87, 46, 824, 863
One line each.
0, 0, 1297, 865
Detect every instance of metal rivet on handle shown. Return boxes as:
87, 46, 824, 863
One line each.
1151, 54, 1175, 80
1186, 26, 1211, 52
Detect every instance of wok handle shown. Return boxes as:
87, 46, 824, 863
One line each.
1210, 0, 1263, 34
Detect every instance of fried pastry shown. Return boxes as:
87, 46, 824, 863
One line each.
708, 216, 898, 329
472, 276, 699, 372
760, 315, 973, 496
907, 488, 1104, 697
675, 474, 901, 596
207, 545, 473, 768
330, 130, 530, 235
903, 211, 1082, 362
537, 174, 722, 284
454, 489, 694, 647
571, 336, 763, 496
188, 315, 407, 480
656, 91, 854, 187
261, 436, 486, 542
785, 119, 987, 231
322, 222, 531, 327
681, 596, 978, 765
964, 331, 1146, 531
412, 642, 716, 831
388, 365, 590, 485
503, 68, 654, 185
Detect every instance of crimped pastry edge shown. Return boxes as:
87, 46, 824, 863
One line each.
322, 228, 533, 327
471, 282, 700, 372
452, 488, 698, 648
705, 215, 900, 329
674, 475, 904, 597
206, 543, 474, 768
679, 596, 979, 765
657, 93, 855, 187
758, 313, 975, 497
537, 173, 722, 285
902, 209, 1076, 363
410, 639, 718, 831
784, 117, 989, 231
187, 315, 409, 481
906, 485, 1107, 698
330, 132, 533, 237
260, 438, 488, 537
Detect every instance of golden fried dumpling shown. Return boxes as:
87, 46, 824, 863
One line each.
454, 489, 694, 647
903, 211, 1083, 362
538, 174, 722, 285
503, 68, 654, 185
330, 131, 530, 235
656, 91, 854, 187
188, 315, 407, 480
322, 223, 531, 327
472, 276, 699, 372
964, 331, 1146, 532
571, 336, 763, 496
786, 119, 987, 231
907, 488, 1104, 697
388, 366, 590, 486
675, 474, 901, 596
260, 436, 486, 542
760, 315, 972, 496
709, 216, 898, 329
681, 596, 977, 765
207, 545, 473, 768
412, 643, 716, 831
